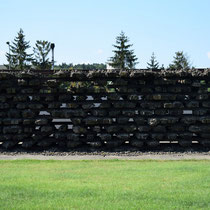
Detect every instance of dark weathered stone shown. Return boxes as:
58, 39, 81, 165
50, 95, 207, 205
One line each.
82, 103, 94, 109
179, 140, 191, 147
146, 140, 160, 147
193, 109, 207, 116
35, 119, 48, 125
139, 110, 154, 116
28, 104, 44, 110
202, 102, 210, 108
189, 125, 201, 133
67, 141, 81, 148
105, 126, 120, 133
67, 133, 80, 141
122, 125, 136, 132
148, 118, 159, 126
87, 141, 102, 148
151, 134, 164, 140
169, 125, 185, 132
136, 133, 149, 140
181, 117, 197, 125
130, 140, 144, 147
186, 101, 199, 108
152, 125, 166, 133
179, 133, 194, 140
99, 134, 112, 141
73, 126, 87, 134
167, 133, 178, 140
91, 109, 107, 116
122, 110, 136, 117
71, 118, 82, 125
109, 110, 121, 117
84, 117, 98, 125
134, 117, 145, 124
117, 117, 129, 124
22, 110, 36, 118
138, 126, 151, 132
40, 126, 53, 133
3, 126, 22, 134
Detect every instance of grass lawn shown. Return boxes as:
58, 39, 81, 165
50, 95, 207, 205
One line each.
0, 160, 210, 210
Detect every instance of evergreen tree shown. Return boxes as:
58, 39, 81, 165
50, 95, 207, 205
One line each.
109, 31, 138, 70
33, 40, 51, 70
169, 51, 191, 70
147, 52, 159, 70
5, 29, 33, 70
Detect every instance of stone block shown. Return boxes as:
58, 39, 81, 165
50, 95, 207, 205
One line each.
22, 110, 36, 118
130, 140, 144, 147
91, 109, 107, 116
139, 110, 154, 116
67, 133, 80, 141
148, 118, 159, 126
28, 104, 44, 109
105, 126, 120, 133
3, 126, 22, 134
127, 95, 139, 100
73, 126, 87, 134
122, 125, 136, 132
186, 101, 199, 108
16, 103, 27, 109
152, 125, 166, 133
122, 110, 136, 117
169, 125, 185, 132
138, 126, 151, 132
181, 117, 197, 125
8, 110, 21, 118
99, 134, 112, 141
117, 133, 130, 140
13, 95, 28, 102
0, 103, 10, 109
35, 119, 48, 125
109, 110, 121, 117
117, 117, 129, 124
193, 109, 207, 116
151, 133, 164, 140
71, 118, 82, 125
189, 125, 201, 133
167, 133, 178, 140
136, 133, 149, 140
134, 117, 145, 124
40, 126, 53, 133
84, 117, 98, 125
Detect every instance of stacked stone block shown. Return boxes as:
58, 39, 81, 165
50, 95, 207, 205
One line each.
0, 69, 210, 149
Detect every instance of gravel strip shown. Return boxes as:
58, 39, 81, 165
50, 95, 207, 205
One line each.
1, 153, 210, 160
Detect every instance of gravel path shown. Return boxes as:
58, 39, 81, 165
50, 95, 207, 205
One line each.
1, 153, 210, 160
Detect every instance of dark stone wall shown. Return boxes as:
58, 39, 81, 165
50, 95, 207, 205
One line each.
0, 69, 210, 150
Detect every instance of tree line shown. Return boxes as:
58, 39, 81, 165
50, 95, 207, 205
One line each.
4, 29, 192, 70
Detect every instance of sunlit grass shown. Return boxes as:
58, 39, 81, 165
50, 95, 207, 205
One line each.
0, 160, 210, 210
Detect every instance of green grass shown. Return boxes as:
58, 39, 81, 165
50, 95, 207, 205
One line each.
0, 160, 210, 210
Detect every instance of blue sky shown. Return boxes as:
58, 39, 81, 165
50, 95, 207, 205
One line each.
0, 0, 210, 68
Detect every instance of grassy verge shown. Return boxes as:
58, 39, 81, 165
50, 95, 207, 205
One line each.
0, 160, 210, 210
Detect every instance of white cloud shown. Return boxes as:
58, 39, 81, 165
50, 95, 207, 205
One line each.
207, 52, 210, 59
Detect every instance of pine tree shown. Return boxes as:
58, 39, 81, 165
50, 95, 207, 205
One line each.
169, 51, 191, 70
5, 29, 33, 70
147, 52, 159, 70
109, 31, 138, 70
33, 40, 51, 70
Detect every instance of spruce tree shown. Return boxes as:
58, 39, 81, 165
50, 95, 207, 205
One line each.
33, 40, 51, 70
109, 31, 138, 70
169, 51, 191, 70
147, 52, 159, 70
5, 29, 33, 70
